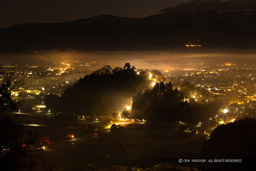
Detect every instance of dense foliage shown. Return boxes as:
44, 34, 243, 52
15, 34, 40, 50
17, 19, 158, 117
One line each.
46, 64, 219, 123
0, 75, 47, 171
45, 63, 150, 117
132, 82, 186, 122
0, 77, 18, 114
132, 82, 218, 124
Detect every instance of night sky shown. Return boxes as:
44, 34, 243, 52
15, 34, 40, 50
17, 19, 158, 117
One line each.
0, 0, 193, 28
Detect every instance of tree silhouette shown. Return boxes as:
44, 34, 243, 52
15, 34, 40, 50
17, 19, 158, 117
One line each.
0, 74, 47, 171
45, 63, 150, 118
132, 82, 188, 123
121, 109, 130, 118
132, 81, 218, 124
123, 63, 131, 70
0, 74, 20, 114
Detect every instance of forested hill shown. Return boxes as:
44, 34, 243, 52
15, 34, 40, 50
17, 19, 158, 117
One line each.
45, 64, 150, 117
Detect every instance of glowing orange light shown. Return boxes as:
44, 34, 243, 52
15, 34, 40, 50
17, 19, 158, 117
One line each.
185, 44, 202, 48
151, 82, 156, 87
125, 106, 131, 110
223, 109, 229, 114
67, 134, 75, 139
149, 73, 152, 79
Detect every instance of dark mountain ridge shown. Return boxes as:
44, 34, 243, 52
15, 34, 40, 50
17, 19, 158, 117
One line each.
1, 0, 256, 52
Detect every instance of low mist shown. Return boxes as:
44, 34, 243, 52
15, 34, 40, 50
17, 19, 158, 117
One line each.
1, 49, 256, 70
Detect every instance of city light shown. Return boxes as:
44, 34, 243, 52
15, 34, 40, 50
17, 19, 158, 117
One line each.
149, 73, 152, 79
67, 134, 75, 139
104, 120, 135, 131
47, 110, 51, 114
2, 2, 256, 169
230, 118, 236, 123
125, 105, 131, 110
218, 120, 225, 125
223, 109, 229, 114
185, 44, 202, 48
23, 124, 44, 127
151, 82, 156, 87
225, 63, 232, 66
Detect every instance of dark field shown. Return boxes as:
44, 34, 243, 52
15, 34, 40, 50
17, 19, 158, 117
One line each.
20, 112, 205, 170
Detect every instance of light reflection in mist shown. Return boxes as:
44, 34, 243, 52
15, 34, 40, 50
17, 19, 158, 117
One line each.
1, 50, 256, 71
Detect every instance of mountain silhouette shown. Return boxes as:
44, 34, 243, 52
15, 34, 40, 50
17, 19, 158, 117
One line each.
1, 0, 256, 52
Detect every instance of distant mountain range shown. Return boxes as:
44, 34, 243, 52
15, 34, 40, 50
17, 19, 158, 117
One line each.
1, 0, 256, 52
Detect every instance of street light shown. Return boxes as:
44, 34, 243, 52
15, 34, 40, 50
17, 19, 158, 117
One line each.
125, 106, 131, 110
151, 82, 156, 87
223, 109, 229, 114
